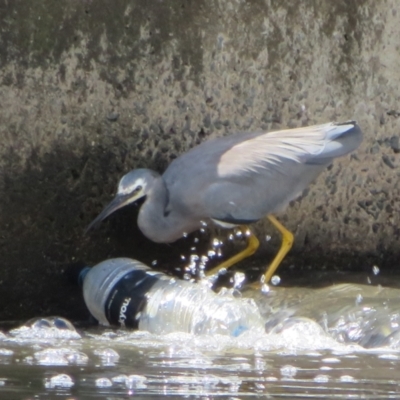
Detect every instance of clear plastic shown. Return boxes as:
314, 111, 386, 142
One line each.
82, 258, 264, 336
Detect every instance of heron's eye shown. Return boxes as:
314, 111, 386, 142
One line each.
134, 185, 143, 193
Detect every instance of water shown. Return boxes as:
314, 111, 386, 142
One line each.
2, 280, 400, 398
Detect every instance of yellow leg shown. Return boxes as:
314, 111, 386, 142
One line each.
206, 225, 259, 277
263, 215, 294, 283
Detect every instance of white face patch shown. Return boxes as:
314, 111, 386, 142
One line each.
117, 176, 146, 196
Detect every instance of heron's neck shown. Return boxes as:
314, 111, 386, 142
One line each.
137, 177, 182, 243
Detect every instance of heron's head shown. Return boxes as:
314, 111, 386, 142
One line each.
86, 168, 158, 232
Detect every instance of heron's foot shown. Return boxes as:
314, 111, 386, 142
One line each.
262, 215, 294, 283
206, 226, 259, 277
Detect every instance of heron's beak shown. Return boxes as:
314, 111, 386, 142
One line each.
85, 192, 141, 233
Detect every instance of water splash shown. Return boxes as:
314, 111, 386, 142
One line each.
372, 265, 380, 275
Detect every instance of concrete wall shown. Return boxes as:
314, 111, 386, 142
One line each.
0, 0, 399, 320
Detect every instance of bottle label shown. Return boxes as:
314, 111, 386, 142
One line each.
105, 269, 159, 329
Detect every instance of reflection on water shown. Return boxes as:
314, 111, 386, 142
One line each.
2, 280, 400, 398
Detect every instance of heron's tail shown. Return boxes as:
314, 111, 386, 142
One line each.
307, 121, 363, 164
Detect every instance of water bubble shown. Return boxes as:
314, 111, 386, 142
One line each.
235, 230, 243, 238
186, 262, 196, 273
265, 235, 271, 242
29, 317, 74, 331
199, 256, 209, 271
372, 265, 380, 275
271, 275, 281, 286
200, 255, 209, 264
94, 348, 120, 365
10, 317, 81, 340
261, 283, 270, 294
217, 268, 227, 276
194, 237, 199, 243
183, 273, 191, 280
280, 364, 297, 378
182, 232, 188, 238
125, 374, 147, 389
212, 238, 222, 248
233, 272, 246, 289
339, 375, 357, 383
367, 276, 371, 284
151, 260, 157, 266
95, 377, 113, 388
200, 228, 206, 233
314, 374, 330, 383
207, 250, 216, 258
34, 348, 88, 366
180, 255, 186, 261
190, 247, 196, 251
44, 374, 74, 389
216, 248, 223, 257
185, 263, 194, 273
200, 220, 208, 227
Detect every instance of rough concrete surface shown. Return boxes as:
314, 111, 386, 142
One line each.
0, 0, 399, 320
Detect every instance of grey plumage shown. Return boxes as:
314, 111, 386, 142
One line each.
87, 121, 362, 245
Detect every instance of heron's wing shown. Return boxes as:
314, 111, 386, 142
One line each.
201, 121, 362, 222
164, 121, 362, 224
217, 121, 362, 177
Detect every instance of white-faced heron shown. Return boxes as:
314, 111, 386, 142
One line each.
87, 121, 363, 282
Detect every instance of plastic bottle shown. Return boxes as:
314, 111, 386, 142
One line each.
79, 257, 264, 336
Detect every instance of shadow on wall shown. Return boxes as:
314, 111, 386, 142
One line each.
0, 139, 205, 321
